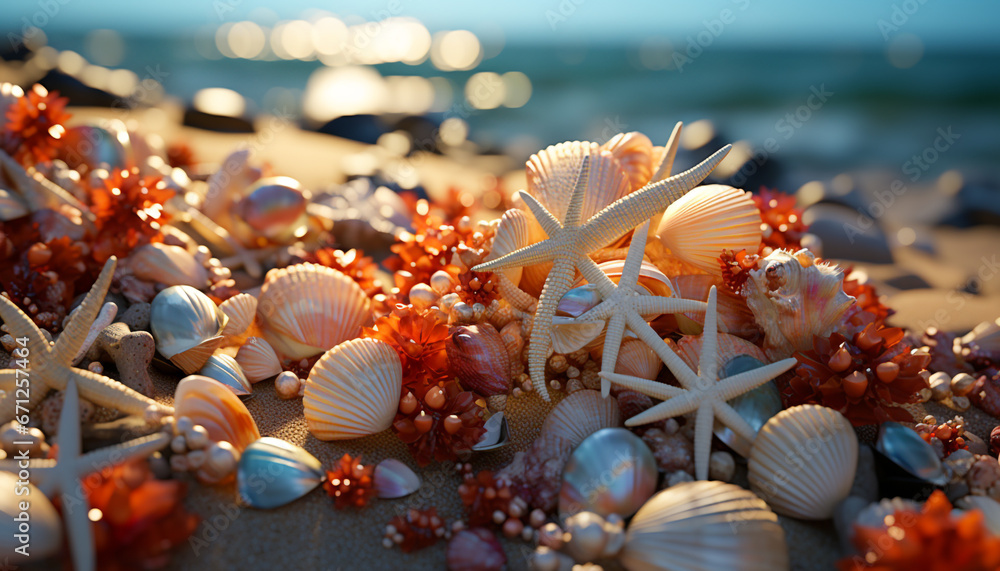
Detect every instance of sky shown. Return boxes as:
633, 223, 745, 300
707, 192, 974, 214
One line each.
4, 0, 1000, 49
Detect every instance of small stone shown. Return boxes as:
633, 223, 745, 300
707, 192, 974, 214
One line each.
952, 373, 976, 397
951, 395, 971, 411
118, 302, 151, 332
275, 371, 301, 400
549, 354, 568, 373
990, 426, 1000, 456
664, 470, 694, 488
945, 449, 976, 478
708, 451, 735, 482
929, 371, 952, 400
642, 428, 695, 475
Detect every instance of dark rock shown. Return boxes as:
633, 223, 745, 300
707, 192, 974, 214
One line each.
804, 203, 893, 264
884, 274, 931, 290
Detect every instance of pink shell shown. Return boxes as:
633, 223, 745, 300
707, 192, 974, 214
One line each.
446, 528, 506, 571
446, 324, 511, 397
174, 375, 261, 452
601, 131, 654, 191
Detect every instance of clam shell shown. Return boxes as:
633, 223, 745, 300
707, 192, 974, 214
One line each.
672, 275, 759, 338
613, 339, 661, 381
588, 259, 675, 298
473, 411, 510, 451
656, 184, 762, 275
151, 285, 228, 373
374, 458, 421, 499
219, 293, 258, 338
258, 263, 371, 360
129, 243, 208, 289
446, 324, 511, 397
748, 404, 858, 520
713, 354, 782, 458
601, 131, 654, 191
487, 208, 532, 287
175, 375, 261, 452
237, 437, 323, 509
559, 428, 658, 520
0, 472, 62, 560
622, 481, 789, 571
541, 390, 621, 447
0, 188, 29, 221
874, 421, 948, 486
235, 336, 282, 383
303, 338, 402, 441
198, 353, 252, 396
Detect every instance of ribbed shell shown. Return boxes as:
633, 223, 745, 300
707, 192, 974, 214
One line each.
613, 339, 661, 381
257, 263, 371, 360
541, 390, 621, 447
175, 375, 261, 452
748, 404, 858, 520
587, 259, 675, 298
235, 337, 282, 383
129, 243, 208, 288
622, 481, 789, 571
601, 131, 654, 191
656, 185, 762, 275
671, 332, 768, 374
219, 293, 258, 338
303, 338, 402, 441
487, 208, 532, 287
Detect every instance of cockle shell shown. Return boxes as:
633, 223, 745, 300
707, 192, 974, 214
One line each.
748, 404, 858, 520
129, 243, 208, 289
198, 353, 252, 396
257, 263, 370, 360
656, 184, 762, 275
0, 472, 62, 560
303, 338, 402, 441
551, 285, 605, 354
151, 285, 228, 373
743, 249, 855, 360
621, 481, 789, 571
601, 131, 654, 191
219, 293, 258, 338
559, 428, 658, 520
613, 339, 662, 381
237, 437, 323, 509
234, 176, 308, 242
446, 324, 511, 397
541, 390, 621, 447
235, 336, 282, 382
499, 320, 525, 378
374, 458, 421, 499
175, 375, 261, 452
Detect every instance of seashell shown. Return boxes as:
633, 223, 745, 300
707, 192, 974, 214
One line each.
672, 331, 768, 371
151, 285, 228, 373
198, 440, 241, 484
672, 275, 759, 339
446, 324, 511, 397
235, 337, 282, 383
219, 293, 258, 338
541, 390, 621, 448
487, 208, 533, 287
447, 528, 506, 571
198, 353, 252, 396
713, 355, 782, 458
234, 176, 308, 242
0, 472, 62, 560
656, 184, 762, 275
473, 411, 510, 451
562, 511, 626, 563
613, 339, 661, 381
303, 338, 402, 441
0, 188, 29, 221
748, 404, 858, 520
559, 428, 658, 520
174, 375, 261, 452
203, 148, 260, 220
621, 481, 789, 571
257, 263, 370, 360
237, 437, 323, 509
63, 124, 128, 169
129, 243, 209, 289
499, 320, 525, 378
601, 131, 654, 191
551, 285, 605, 353
874, 421, 949, 486
374, 458, 421, 499
743, 249, 854, 360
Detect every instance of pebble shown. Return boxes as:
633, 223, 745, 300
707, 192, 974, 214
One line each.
118, 302, 151, 332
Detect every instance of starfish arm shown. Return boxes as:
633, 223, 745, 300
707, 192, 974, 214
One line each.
517, 191, 563, 237
627, 390, 702, 425
0, 378, 51, 424
60, 480, 95, 571
693, 403, 714, 480
573, 298, 616, 323
650, 122, 683, 184
598, 312, 628, 397
719, 357, 798, 399
618, 221, 651, 291
563, 154, 590, 227
0, 370, 14, 392
527, 256, 577, 400
473, 239, 557, 273
74, 433, 171, 477
0, 294, 50, 360
497, 273, 537, 313
632, 296, 707, 318
581, 144, 731, 251
714, 401, 760, 444
70, 302, 117, 366
624, 311, 699, 388
699, 286, 719, 385
53, 257, 117, 365
600, 372, 685, 400
70, 368, 173, 417
576, 256, 619, 297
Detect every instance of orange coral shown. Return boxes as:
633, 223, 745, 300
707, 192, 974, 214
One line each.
323, 453, 377, 509
393, 381, 486, 466
753, 187, 807, 256
88, 167, 173, 263
384, 507, 447, 553
3, 84, 71, 166
364, 304, 451, 398
718, 248, 760, 295
304, 247, 384, 298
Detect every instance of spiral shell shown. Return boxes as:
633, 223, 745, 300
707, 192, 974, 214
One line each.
175, 375, 261, 452
541, 390, 621, 447
151, 285, 228, 374
129, 243, 208, 288
446, 324, 511, 397
748, 404, 858, 520
257, 263, 370, 360
303, 338, 402, 441
219, 293, 258, 339
235, 337, 282, 383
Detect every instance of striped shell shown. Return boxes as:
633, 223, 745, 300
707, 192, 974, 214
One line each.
219, 293, 258, 338
613, 339, 661, 381
150, 285, 228, 374
175, 375, 261, 452
671, 332, 768, 373
748, 404, 858, 520
446, 324, 511, 397
487, 208, 533, 287
656, 185, 762, 275
235, 337, 282, 383
601, 131, 654, 191
541, 390, 621, 447
129, 243, 208, 288
257, 263, 371, 360
621, 481, 789, 571
303, 338, 402, 441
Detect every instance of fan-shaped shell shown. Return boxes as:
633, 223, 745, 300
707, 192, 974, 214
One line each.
487, 208, 532, 287
601, 131, 654, 191
257, 263, 371, 360
656, 185, 762, 275
672, 275, 760, 339
151, 285, 228, 373
613, 339, 661, 381
175, 375, 261, 452
129, 243, 209, 288
748, 404, 858, 520
622, 481, 789, 571
235, 337, 282, 383
219, 293, 258, 338
671, 332, 768, 374
541, 390, 621, 447
303, 338, 402, 441
587, 259, 675, 298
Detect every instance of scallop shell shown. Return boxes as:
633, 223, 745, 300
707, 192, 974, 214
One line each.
588, 259, 675, 298
541, 389, 621, 447
151, 285, 228, 374
303, 338, 402, 441
622, 481, 789, 571
613, 339, 661, 381
487, 208, 532, 287
129, 243, 208, 289
257, 263, 371, 360
672, 275, 760, 339
198, 353, 252, 396
175, 375, 261, 452
445, 324, 511, 397
748, 404, 858, 520
601, 131, 654, 191
219, 293, 258, 338
743, 249, 855, 360
235, 337, 282, 383
656, 185, 762, 275
671, 332, 768, 374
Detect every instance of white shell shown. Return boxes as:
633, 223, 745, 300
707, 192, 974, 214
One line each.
219, 293, 258, 338
748, 404, 858, 520
622, 481, 789, 571
541, 390, 621, 447
129, 243, 209, 288
235, 337, 282, 383
0, 472, 62, 560
487, 208, 532, 287
151, 285, 228, 373
303, 338, 402, 440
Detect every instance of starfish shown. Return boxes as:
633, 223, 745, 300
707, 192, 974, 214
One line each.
473, 135, 731, 400
571, 220, 708, 397
0, 257, 173, 423
0, 378, 170, 571
600, 286, 797, 479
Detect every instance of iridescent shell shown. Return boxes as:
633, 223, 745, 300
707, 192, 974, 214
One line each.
374, 458, 421, 499
446, 324, 511, 397
151, 285, 228, 373
237, 437, 323, 509
559, 428, 657, 520
748, 405, 858, 520
541, 390, 621, 447
128, 243, 208, 289
198, 353, 252, 396
601, 131, 654, 191
257, 263, 371, 360
174, 375, 261, 452
235, 337, 282, 383
234, 176, 308, 242
875, 421, 949, 486
622, 481, 789, 571
219, 293, 258, 339
303, 338, 402, 441
743, 249, 854, 360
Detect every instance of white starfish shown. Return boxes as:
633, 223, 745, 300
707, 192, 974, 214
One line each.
600, 286, 797, 479
571, 219, 708, 397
